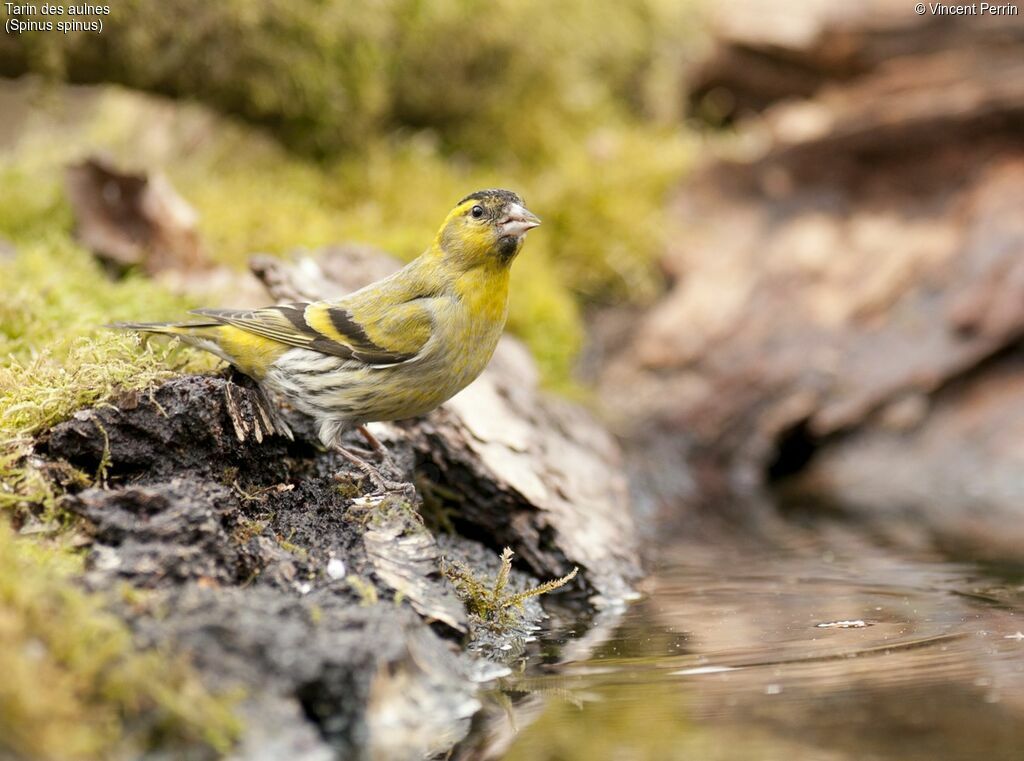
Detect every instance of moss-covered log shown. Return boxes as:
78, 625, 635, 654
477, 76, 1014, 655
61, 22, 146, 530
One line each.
0, 0, 688, 160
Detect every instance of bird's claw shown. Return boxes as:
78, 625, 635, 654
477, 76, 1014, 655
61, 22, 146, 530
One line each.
333, 469, 413, 497
331, 444, 412, 498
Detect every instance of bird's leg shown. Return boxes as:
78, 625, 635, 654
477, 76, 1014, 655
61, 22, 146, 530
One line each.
357, 424, 386, 453
332, 444, 409, 495
356, 424, 402, 479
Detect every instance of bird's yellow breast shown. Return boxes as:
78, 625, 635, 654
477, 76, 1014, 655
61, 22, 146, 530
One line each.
379, 264, 509, 415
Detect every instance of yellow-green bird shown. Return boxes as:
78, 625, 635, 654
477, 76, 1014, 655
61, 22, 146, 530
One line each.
116, 189, 540, 489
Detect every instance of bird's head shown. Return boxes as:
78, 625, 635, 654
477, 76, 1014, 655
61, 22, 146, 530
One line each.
436, 189, 540, 268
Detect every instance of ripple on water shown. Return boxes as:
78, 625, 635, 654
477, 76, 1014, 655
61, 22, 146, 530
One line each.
453, 548, 1024, 761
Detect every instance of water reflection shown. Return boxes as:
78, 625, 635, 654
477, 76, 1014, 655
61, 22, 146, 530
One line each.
455, 545, 1024, 761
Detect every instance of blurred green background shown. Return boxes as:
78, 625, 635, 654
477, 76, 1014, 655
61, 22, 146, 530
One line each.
0, 0, 697, 391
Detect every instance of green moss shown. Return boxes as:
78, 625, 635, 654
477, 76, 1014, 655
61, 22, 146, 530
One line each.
333, 479, 363, 500
277, 536, 308, 560
0, 234, 216, 514
442, 547, 578, 630
231, 517, 268, 545
369, 496, 423, 528
0, 0, 695, 160
0, 164, 72, 242
0, 231, 240, 744
0, 522, 240, 760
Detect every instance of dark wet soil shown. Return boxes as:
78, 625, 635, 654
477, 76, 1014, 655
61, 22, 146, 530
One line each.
40, 373, 556, 759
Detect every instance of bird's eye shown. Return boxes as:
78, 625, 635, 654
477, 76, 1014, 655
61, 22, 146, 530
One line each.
471, 205, 484, 219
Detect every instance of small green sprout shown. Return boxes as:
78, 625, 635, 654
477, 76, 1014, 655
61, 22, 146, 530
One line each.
441, 547, 577, 628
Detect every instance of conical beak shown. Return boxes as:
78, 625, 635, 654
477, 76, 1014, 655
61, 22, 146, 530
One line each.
499, 203, 541, 238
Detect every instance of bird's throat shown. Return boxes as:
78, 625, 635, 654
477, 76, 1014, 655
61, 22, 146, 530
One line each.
453, 265, 510, 326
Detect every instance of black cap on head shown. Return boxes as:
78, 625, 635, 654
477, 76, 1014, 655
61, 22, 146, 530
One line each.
458, 188, 524, 207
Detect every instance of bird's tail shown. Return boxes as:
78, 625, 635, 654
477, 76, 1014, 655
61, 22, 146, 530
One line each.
108, 320, 219, 336
108, 321, 233, 363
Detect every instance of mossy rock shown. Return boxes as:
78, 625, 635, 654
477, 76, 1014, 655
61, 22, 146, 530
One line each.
0, 523, 239, 760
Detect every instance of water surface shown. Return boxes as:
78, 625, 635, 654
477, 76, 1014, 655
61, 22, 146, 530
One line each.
455, 541, 1024, 760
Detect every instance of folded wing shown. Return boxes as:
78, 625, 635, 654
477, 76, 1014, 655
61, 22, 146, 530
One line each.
192, 299, 433, 366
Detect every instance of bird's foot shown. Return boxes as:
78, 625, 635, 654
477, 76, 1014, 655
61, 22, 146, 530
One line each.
332, 444, 412, 497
